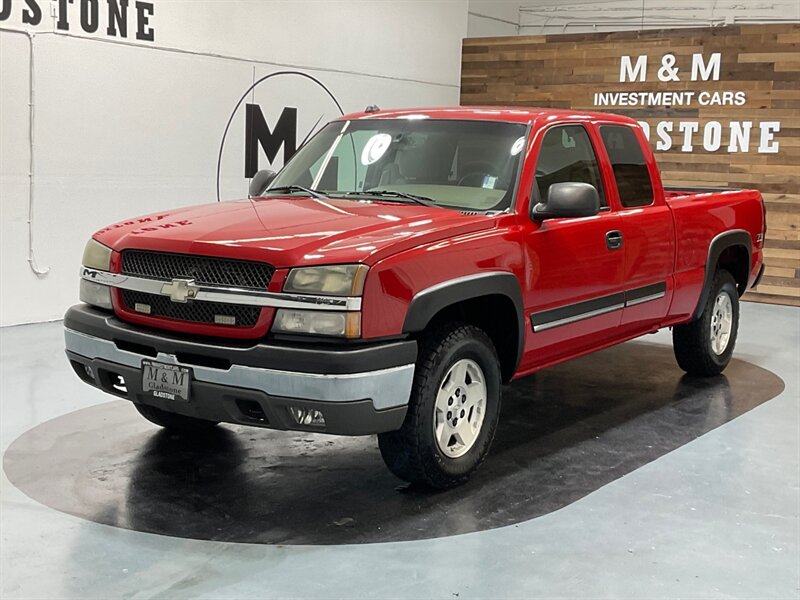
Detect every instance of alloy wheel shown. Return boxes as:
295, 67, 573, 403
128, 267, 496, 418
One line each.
433, 358, 487, 458
710, 291, 733, 355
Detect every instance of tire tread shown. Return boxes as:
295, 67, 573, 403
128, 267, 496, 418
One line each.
378, 322, 500, 489
673, 270, 739, 377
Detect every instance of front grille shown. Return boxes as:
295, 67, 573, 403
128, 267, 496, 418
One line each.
121, 290, 261, 328
121, 250, 274, 290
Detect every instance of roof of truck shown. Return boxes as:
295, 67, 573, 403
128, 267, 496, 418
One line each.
338, 106, 639, 125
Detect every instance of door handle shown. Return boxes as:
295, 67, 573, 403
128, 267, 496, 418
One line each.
606, 230, 624, 250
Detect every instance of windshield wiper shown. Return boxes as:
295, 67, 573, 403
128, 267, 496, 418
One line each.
344, 190, 440, 208
266, 185, 329, 200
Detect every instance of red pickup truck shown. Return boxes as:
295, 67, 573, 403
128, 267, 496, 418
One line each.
66, 107, 766, 488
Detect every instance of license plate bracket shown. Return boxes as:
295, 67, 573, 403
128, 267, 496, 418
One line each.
142, 360, 191, 402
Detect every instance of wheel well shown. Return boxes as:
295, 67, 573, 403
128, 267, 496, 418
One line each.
717, 244, 749, 296
423, 294, 519, 382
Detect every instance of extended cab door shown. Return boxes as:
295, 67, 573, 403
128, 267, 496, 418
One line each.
518, 123, 625, 372
596, 124, 676, 331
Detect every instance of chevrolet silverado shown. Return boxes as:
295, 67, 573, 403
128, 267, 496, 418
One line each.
65, 107, 766, 488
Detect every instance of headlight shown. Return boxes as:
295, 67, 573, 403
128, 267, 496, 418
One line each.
284, 265, 368, 296
82, 238, 112, 271
272, 309, 361, 338
80, 239, 113, 309
79, 279, 112, 309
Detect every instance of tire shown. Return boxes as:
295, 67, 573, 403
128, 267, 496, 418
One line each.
378, 322, 502, 489
673, 269, 740, 377
133, 403, 219, 433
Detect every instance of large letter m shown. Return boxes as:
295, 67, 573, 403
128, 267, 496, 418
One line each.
619, 55, 647, 82
244, 104, 297, 178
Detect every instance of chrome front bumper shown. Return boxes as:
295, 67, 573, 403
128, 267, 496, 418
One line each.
63, 304, 416, 434
65, 328, 414, 411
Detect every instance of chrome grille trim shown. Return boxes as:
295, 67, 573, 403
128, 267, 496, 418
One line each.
81, 267, 363, 311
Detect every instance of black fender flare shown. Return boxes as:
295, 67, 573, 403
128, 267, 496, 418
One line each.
402, 271, 525, 372
693, 229, 752, 320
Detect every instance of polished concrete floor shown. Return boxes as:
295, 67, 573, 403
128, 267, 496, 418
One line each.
1, 302, 798, 598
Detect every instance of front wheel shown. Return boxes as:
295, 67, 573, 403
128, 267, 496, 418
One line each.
378, 323, 502, 489
673, 269, 740, 377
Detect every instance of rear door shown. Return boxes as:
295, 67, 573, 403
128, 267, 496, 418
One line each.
518, 123, 625, 371
596, 123, 675, 331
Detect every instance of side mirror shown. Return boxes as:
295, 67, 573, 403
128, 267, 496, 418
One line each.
248, 170, 278, 197
532, 182, 600, 221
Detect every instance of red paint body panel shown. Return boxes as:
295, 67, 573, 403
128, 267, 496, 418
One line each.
361, 218, 524, 339
94, 198, 494, 269
517, 211, 625, 369
89, 107, 765, 372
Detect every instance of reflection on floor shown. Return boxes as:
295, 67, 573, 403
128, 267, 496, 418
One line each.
3, 344, 784, 544
1, 302, 798, 599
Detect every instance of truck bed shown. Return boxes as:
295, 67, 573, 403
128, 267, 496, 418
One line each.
662, 186, 764, 320
663, 185, 747, 200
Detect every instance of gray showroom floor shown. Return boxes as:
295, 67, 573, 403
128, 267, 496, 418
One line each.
1, 302, 799, 599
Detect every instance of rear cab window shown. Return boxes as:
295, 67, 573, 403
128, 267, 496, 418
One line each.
599, 125, 654, 208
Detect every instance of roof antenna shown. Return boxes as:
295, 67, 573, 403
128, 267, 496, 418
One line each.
364, 105, 380, 113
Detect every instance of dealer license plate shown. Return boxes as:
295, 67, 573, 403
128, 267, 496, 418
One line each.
142, 360, 191, 401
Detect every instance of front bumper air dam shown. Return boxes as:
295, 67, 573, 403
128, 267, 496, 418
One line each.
63, 305, 416, 435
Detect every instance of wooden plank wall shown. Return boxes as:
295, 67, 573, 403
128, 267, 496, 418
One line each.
461, 24, 799, 306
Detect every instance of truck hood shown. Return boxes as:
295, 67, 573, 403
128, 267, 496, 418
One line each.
93, 196, 497, 267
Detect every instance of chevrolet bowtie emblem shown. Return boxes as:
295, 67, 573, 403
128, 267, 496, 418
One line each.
160, 278, 199, 303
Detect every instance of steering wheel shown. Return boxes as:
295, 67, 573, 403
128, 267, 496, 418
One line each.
457, 161, 497, 187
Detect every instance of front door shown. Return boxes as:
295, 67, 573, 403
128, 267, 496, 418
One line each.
518, 124, 625, 372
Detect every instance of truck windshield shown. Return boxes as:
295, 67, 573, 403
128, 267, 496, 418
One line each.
268, 119, 528, 212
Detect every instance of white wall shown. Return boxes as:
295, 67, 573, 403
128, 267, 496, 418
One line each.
468, 0, 519, 37
0, 0, 469, 325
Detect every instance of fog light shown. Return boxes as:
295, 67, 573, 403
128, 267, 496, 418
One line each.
288, 407, 326, 427
112, 374, 127, 394
84, 364, 95, 380
134, 302, 152, 314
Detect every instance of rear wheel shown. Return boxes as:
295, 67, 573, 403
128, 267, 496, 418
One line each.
134, 403, 219, 433
673, 270, 740, 377
378, 322, 501, 489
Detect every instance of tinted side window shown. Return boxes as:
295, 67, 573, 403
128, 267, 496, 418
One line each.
534, 125, 605, 206
600, 125, 654, 208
